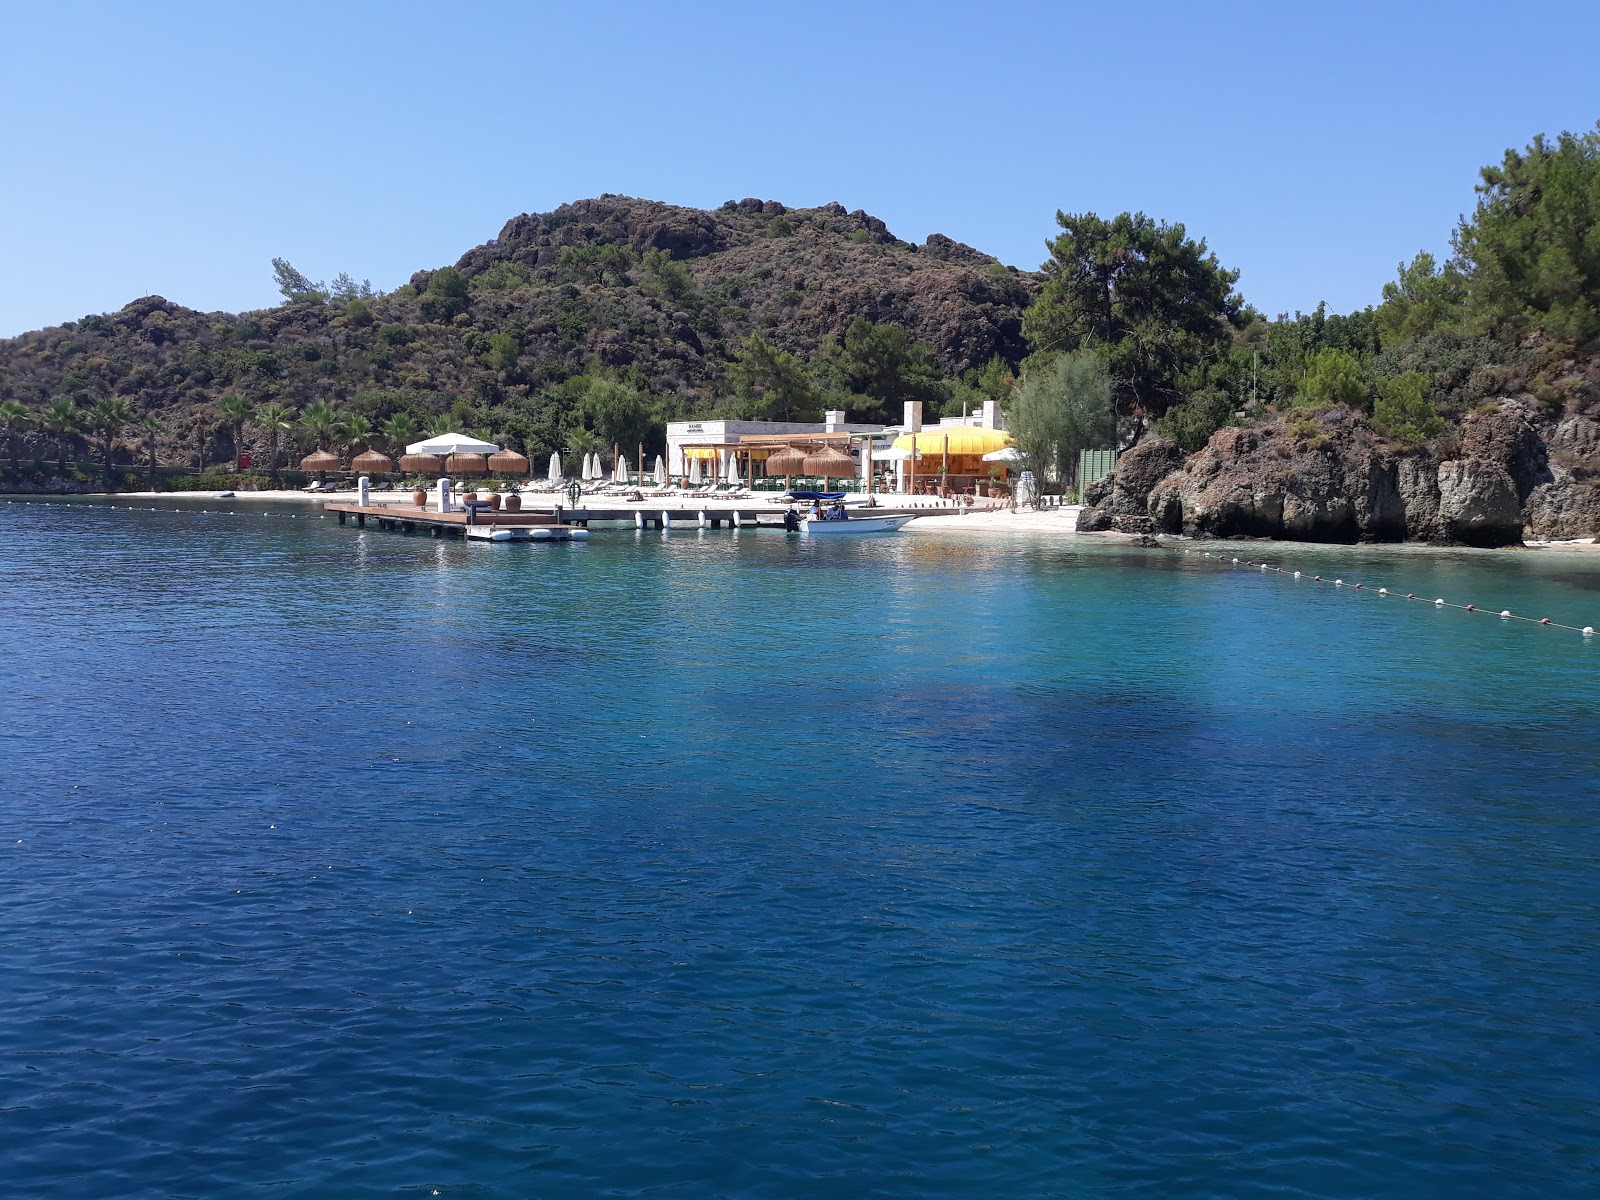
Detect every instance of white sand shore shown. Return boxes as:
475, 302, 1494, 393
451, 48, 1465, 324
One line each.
64, 489, 1600, 552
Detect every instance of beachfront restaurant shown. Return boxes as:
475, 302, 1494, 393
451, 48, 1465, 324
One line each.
665, 401, 1015, 495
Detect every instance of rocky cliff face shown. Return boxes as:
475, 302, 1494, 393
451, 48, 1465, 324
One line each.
1079, 399, 1599, 546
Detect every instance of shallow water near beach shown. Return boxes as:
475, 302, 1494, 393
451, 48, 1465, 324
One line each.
3, 497, 1598, 1199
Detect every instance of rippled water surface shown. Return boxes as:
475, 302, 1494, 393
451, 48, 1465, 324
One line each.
3, 497, 1598, 1198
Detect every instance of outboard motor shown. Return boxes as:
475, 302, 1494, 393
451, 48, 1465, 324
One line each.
783, 509, 800, 533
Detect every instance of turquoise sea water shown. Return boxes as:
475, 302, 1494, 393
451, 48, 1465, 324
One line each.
3, 497, 1598, 1199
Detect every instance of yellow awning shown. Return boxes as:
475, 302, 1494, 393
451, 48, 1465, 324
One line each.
682, 447, 721, 460
891, 427, 1014, 456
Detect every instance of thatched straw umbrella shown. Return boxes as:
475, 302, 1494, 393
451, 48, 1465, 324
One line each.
446, 452, 489, 475
486, 448, 530, 476
299, 449, 341, 481
765, 445, 807, 491
400, 452, 443, 476
803, 446, 855, 491
351, 449, 395, 475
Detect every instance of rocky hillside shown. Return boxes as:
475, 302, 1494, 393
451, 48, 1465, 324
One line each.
1079, 396, 1600, 545
0, 195, 1034, 464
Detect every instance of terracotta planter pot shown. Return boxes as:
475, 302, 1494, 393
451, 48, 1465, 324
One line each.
503, 493, 521, 512
412, 488, 428, 507
487, 493, 502, 510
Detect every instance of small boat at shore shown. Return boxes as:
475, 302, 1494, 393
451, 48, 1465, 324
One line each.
799, 513, 913, 535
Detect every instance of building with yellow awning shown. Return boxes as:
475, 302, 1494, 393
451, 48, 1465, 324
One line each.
891, 425, 1016, 492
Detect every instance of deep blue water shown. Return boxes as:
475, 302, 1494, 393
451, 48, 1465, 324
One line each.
2, 497, 1598, 1199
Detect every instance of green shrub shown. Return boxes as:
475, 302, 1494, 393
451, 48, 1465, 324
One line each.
1371, 372, 1444, 444
1297, 348, 1368, 410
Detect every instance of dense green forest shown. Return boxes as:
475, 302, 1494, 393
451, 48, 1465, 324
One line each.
2, 123, 1599, 492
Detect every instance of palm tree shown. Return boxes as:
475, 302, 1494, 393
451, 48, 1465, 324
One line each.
218, 393, 254, 469
0, 400, 31, 472
256, 403, 296, 482
86, 397, 132, 482
425, 411, 456, 437
381, 412, 420, 456
137, 413, 164, 490
193, 413, 211, 471
299, 400, 341, 451
336, 412, 373, 464
39, 396, 82, 472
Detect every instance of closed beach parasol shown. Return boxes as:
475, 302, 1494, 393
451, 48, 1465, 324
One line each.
803, 446, 855, 488
653, 455, 666, 486
300, 449, 341, 475
487, 448, 530, 475
400, 452, 442, 474
688, 455, 702, 485
446, 452, 489, 474
351, 449, 395, 475
548, 452, 562, 481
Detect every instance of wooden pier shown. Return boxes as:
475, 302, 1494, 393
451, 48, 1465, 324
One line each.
323, 502, 589, 541
324, 498, 986, 541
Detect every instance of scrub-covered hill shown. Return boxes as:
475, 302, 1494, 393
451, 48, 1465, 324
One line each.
0, 195, 1034, 473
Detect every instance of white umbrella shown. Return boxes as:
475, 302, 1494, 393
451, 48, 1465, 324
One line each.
548, 452, 562, 481
407, 432, 500, 456
982, 446, 1024, 462
688, 455, 702, 485
653, 455, 666, 486
725, 452, 741, 485
614, 456, 629, 484
588, 452, 601, 481
579, 453, 591, 481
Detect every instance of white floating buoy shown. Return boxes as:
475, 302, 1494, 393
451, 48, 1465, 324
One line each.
1435, 598, 1445, 606
1585, 627, 1595, 637
1259, 564, 1268, 571
1335, 579, 1343, 586
1501, 610, 1511, 619
1379, 588, 1388, 595
635, 511, 644, 529
1293, 571, 1301, 579
1232, 557, 1240, 563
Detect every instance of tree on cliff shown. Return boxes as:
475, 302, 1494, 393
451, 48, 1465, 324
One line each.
1455, 123, 1600, 345
1378, 252, 1467, 341
1005, 352, 1114, 492
1022, 211, 1242, 436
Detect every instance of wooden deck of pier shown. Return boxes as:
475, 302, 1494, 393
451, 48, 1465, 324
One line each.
324, 498, 988, 540
323, 502, 585, 540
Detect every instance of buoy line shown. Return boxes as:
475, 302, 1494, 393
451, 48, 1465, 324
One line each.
1182, 548, 1595, 637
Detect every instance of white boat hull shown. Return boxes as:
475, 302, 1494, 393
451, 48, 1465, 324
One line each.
799, 514, 913, 535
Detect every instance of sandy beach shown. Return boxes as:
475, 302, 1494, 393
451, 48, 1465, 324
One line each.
64, 489, 1600, 552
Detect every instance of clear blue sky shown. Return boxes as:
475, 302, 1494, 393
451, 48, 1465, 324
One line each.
3, 0, 1598, 338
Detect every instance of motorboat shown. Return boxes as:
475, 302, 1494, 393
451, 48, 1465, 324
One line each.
799, 512, 913, 535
